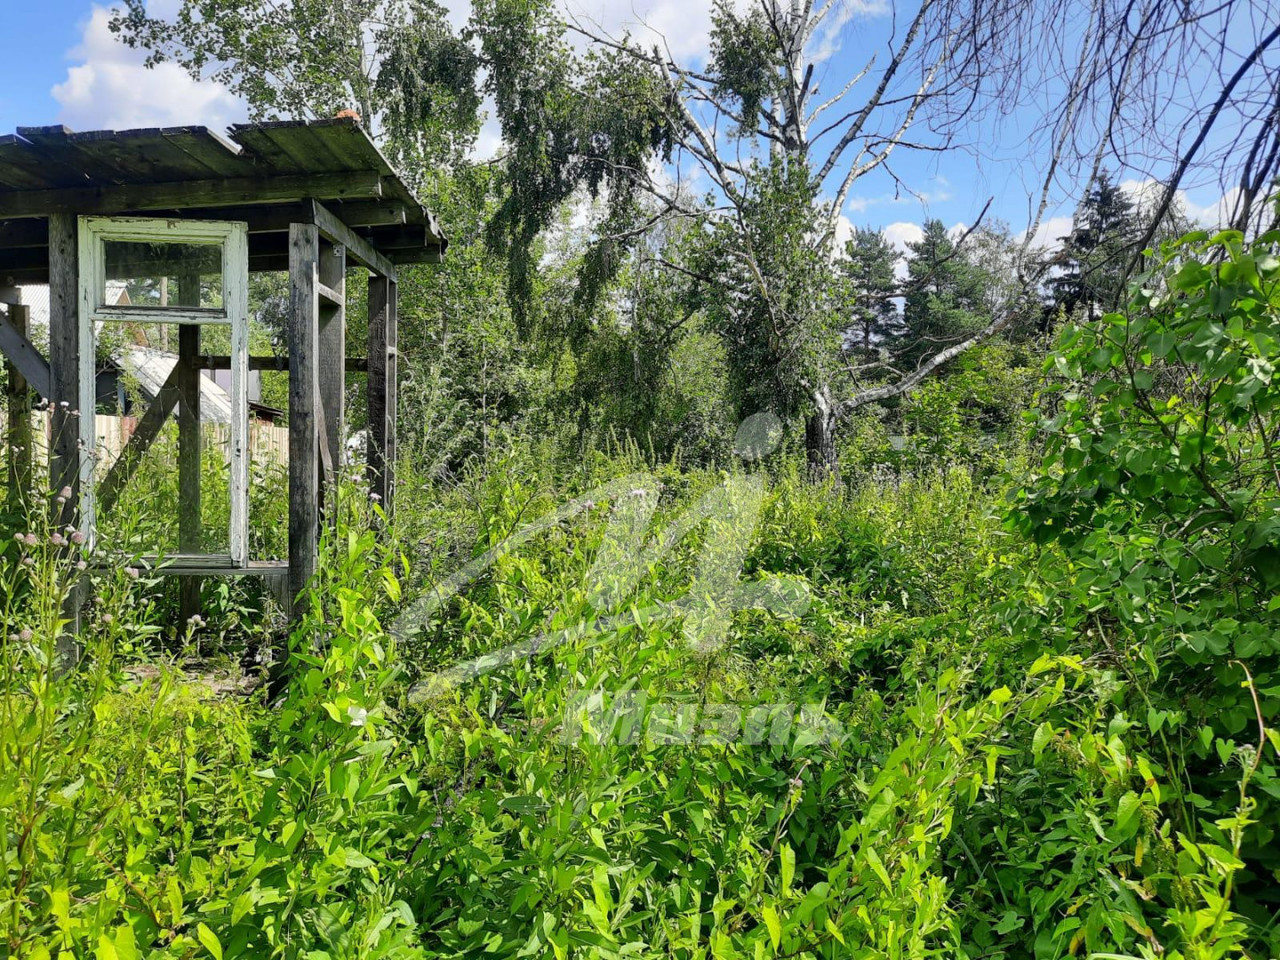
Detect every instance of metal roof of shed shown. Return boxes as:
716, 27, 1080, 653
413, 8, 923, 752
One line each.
0, 118, 445, 282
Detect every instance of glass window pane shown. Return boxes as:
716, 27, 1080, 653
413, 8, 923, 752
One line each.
93, 320, 233, 557
102, 240, 224, 310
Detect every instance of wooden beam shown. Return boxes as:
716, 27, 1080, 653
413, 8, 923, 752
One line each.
317, 281, 345, 308
121, 558, 290, 577
317, 241, 346, 500
5, 304, 33, 518
0, 306, 51, 397
311, 200, 396, 279
197, 354, 369, 372
287, 223, 321, 611
136, 199, 406, 231
48, 214, 80, 525
0, 200, 409, 254
325, 200, 410, 228
367, 275, 397, 514
0, 172, 384, 219
177, 275, 202, 623
47, 212, 83, 660
0, 218, 48, 248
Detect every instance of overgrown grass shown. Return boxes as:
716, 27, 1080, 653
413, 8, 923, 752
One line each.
2, 228, 1279, 959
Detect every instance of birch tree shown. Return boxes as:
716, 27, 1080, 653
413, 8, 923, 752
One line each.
478, 0, 1280, 475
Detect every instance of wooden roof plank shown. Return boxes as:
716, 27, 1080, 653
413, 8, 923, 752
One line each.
0, 120, 444, 253
261, 124, 351, 173
0, 135, 96, 191
0, 171, 384, 219
229, 125, 308, 174
160, 127, 256, 178
68, 127, 245, 182
18, 127, 153, 186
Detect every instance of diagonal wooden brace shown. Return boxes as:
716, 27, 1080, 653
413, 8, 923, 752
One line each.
0, 306, 51, 399
97, 364, 183, 514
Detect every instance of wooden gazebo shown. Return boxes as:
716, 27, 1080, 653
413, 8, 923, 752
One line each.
0, 119, 444, 628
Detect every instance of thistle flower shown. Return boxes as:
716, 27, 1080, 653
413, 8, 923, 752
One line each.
59, 486, 72, 499
102, 613, 114, 624
71, 531, 86, 545
125, 567, 139, 580
18, 629, 32, 642
22, 533, 37, 547
22, 557, 34, 567
76, 560, 87, 571
49, 533, 66, 547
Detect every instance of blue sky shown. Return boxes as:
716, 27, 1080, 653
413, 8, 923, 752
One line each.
2, 1, 1241, 256
0, 1, 93, 129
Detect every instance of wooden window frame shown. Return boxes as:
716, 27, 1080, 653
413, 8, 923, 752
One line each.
77, 216, 250, 566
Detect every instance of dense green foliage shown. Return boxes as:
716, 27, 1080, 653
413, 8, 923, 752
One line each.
3, 2, 1279, 957
2, 219, 1279, 959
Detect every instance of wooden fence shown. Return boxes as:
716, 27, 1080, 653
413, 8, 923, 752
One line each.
2, 412, 289, 470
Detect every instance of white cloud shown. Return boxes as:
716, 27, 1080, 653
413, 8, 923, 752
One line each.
562, 0, 888, 66
1022, 214, 1073, 251
808, 0, 891, 63
883, 221, 922, 279
53, 6, 246, 131
883, 221, 924, 252
1120, 178, 1261, 232
843, 180, 952, 216
472, 109, 504, 162
834, 213, 855, 249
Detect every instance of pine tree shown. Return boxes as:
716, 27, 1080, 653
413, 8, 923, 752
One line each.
901, 219, 984, 361
1048, 171, 1141, 319
837, 228, 900, 354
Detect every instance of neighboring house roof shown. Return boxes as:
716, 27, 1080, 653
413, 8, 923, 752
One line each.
117, 345, 234, 424
18, 280, 129, 330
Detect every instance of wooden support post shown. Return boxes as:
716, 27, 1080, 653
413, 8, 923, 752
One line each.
177, 270, 202, 623
288, 223, 320, 615
47, 212, 84, 660
317, 241, 346, 516
5, 303, 33, 520
366, 275, 397, 518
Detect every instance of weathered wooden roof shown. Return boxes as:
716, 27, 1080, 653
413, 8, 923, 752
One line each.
0, 118, 445, 281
